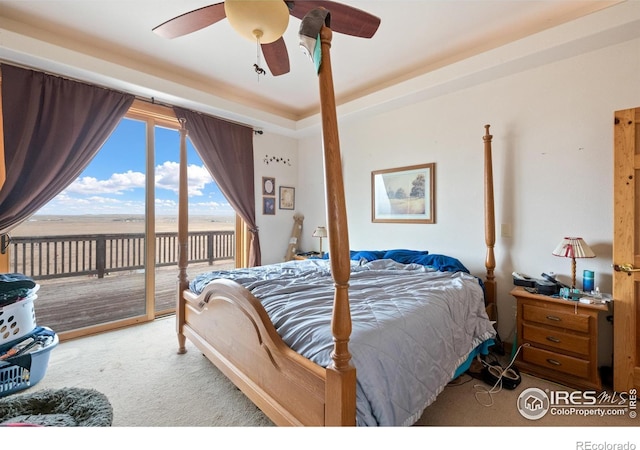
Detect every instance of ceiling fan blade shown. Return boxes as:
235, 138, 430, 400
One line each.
153, 3, 226, 39
261, 38, 290, 76
287, 1, 380, 38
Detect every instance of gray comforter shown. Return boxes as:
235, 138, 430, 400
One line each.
190, 258, 496, 426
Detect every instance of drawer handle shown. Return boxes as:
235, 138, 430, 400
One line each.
546, 336, 561, 343
546, 358, 562, 366
546, 315, 561, 322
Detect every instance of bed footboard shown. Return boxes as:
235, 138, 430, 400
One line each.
181, 281, 328, 426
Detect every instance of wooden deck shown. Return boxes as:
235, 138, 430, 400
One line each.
31, 260, 234, 337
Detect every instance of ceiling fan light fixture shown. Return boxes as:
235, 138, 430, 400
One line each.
224, 0, 290, 44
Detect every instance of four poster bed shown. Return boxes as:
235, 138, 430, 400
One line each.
174, 21, 498, 426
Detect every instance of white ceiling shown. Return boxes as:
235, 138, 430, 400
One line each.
0, 0, 630, 134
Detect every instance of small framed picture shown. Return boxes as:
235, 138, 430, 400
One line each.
262, 177, 276, 196
263, 197, 276, 215
279, 186, 295, 210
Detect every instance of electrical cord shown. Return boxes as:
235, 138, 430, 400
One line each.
474, 343, 530, 406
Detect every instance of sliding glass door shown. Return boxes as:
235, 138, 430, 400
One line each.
153, 125, 236, 315
9, 101, 238, 339
11, 117, 148, 336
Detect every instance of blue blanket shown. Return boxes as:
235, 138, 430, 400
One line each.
321, 248, 470, 272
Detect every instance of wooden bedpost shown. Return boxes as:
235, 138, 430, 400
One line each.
483, 125, 497, 321
177, 117, 188, 354
317, 24, 357, 426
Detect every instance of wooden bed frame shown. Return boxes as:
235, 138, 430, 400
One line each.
175, 24, 497, 426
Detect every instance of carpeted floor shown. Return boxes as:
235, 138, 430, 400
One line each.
13, 315, 636, 438
30, 316, 273, 427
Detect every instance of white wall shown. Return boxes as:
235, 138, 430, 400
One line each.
252, 130, 300, 265
294, 36, 640, 347
198, 2, 640, 353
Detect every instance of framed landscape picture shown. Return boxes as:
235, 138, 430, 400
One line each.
371, 163, 435, 223
279, 186, 295, 210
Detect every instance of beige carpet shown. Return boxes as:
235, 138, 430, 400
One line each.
31, 315, 273, 427
19, 315, 637, 437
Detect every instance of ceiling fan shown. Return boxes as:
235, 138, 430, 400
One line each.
153, 0, 381, 76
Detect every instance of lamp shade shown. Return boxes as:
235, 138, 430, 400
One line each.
224, 0, 290, 44
552, 237, 595, 259
312, 226, 327, 238
552, 237, 595, 289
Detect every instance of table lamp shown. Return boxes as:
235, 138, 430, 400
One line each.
552, 237, 595, 289
312, 226, 327, 255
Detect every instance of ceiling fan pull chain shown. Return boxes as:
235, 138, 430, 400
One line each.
254, 30, 266, 81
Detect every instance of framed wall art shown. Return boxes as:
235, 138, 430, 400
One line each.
279, 186, 295, 210
263, 196, 276, 215
262, 176, 276, 196
371, 163, 435, 223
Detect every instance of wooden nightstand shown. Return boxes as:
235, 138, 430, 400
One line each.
510, 286, 611, 391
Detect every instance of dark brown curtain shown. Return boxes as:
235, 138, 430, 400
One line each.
0, 64, 134, 234
173, 106, 261, 267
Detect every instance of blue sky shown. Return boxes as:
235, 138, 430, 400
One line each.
37, 118, 233, 217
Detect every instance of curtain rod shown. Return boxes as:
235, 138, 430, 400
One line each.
0, 61, 263, 135
0, 60, 128, 95
138, 96, 263, 135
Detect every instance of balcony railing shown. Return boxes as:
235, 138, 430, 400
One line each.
7, 231, 235, 280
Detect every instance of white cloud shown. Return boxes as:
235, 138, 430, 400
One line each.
37, 162, 227, 215
155, 161, 213, 197
155, 198, 178, 208
191, 200, 233, 212
66, 170, 145, 195
37, 193, 146, 215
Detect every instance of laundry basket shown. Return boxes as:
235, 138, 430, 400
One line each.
0, 327, 58, 397
0, 295, 38, 345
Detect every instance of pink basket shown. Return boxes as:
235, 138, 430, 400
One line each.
0, 296, 37, 345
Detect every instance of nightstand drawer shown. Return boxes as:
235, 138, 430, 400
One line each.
521, 323, 590, 356
522, 304, 590, 333
522, 345, 590, 379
